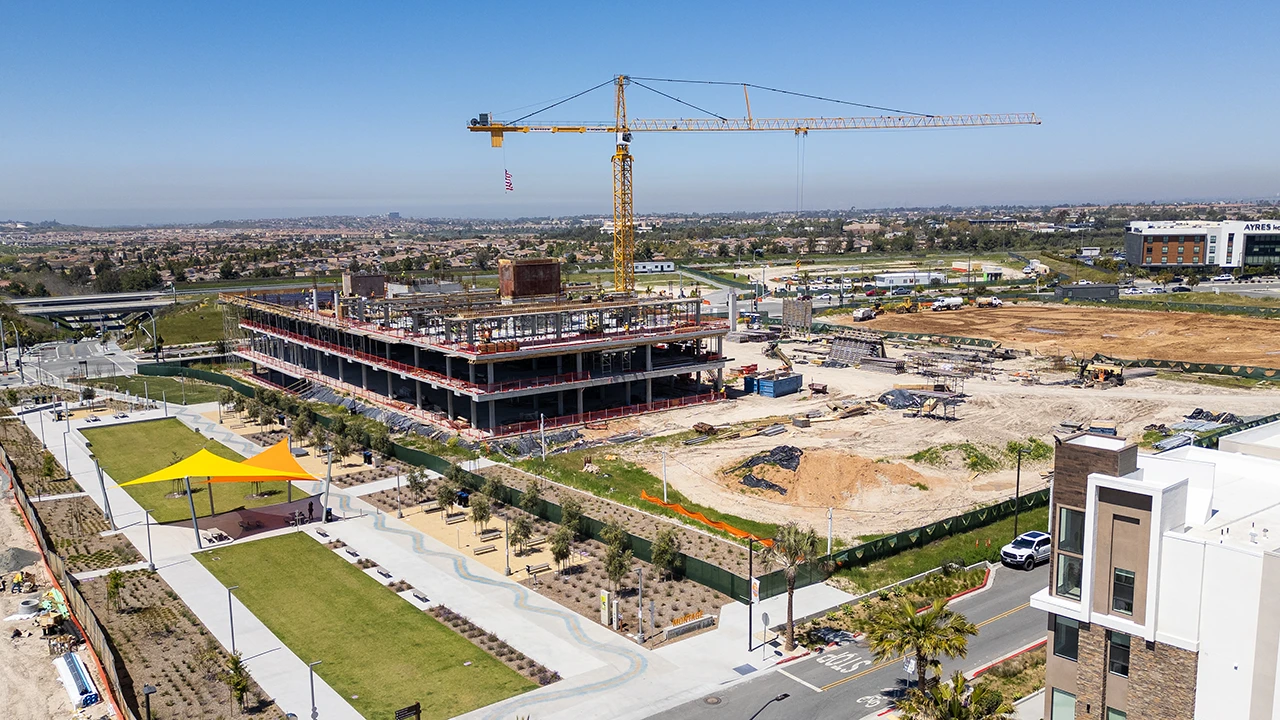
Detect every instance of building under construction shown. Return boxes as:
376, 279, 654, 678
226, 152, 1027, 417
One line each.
222, 260, 730, 438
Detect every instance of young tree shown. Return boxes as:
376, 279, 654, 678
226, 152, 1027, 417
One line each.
224, 651, 251, 713
895, 670, 1014, 720
370, 428, 394, 460
550, 525, 573, 574
4, 388, 18, 407
650, 527, 681, 581
218, 388, 236, 410
482, 476, 505, 505
310, 425, 328, 451
604, 540, 633, 594
332, 434, 354, 466
41, 451, 58, 484
520, 480, 543, 518
436, 478, 458, 514
509, 514, 533, 556
80, 386, 96, 402
470, 494, 492, 534
764, 522, 821, 651
106, 569, 125, 614
858, 599, 978, 691
406, 467, 428, 498
558, 494, 583, 539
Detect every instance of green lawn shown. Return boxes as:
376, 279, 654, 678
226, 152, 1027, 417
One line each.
81, 418, 294, 522
832, 505, 1050, 593
196, 533, 534, 719
520, 452, 779, 541
78, 374, 225, 405
1122, 291, 1280, 308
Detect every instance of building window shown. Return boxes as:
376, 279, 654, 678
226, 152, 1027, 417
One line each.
1053, 615, 1079, 661
1051, 689, 1077, 720
1108, 708, 1128, 720
1059, 508, 1084, 553
1162, 247, 1168, 253
1056, 554, 1083, 600
1113, 569, 1136, 615
1109, 631, 1130, 677
1145, 257, 1152, 264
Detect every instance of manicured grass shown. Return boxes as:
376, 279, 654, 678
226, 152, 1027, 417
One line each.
832, 505, 1050, 594
520, 451, 779, 541
153, 300, 227, 345
1156, 371, 1274, 390
196, 533, 534, 719
78, 374, 224, 405
81, 418, 294, 523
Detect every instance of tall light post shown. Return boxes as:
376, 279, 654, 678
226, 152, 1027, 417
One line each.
145, 508, 155, 571
826, 507, 833, 557
227, 585, 240, 654
9, 322, 23, 383
661, 450, 668, 503
308, 660, 322, 720
91, 455, 115, 530
38, 404, 46, 448
747, 693, 790, 720
539, 413, 546, 460
635, 567, 645, 643
1014, 446, 1025, 539
395, 472, 403, 519
62, 431, 71, 482
503, 514, 511, 576
143, 683, 157, 720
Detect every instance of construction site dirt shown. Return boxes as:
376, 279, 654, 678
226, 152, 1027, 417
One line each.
838, 303, 1280, 367
607, 338, 1280, 543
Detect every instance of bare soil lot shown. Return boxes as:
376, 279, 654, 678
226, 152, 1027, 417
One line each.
843, 303, 1280, 366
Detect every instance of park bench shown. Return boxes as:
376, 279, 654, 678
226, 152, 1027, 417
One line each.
478, 528, 502, 542
377, 568, 393, 579
315, 528, 329, 538
444, 513, 467, 525
345, 548, 360, 558
412, 591, 430, 604
525, 562, 551, 575
526, 536, 547, 548
420, 500, 441, 513
473, 544, 497, 555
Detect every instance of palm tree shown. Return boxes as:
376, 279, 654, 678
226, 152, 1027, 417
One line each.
764, 522, 821, 651
858, 599, 978, 691
894, 670, 1015, 720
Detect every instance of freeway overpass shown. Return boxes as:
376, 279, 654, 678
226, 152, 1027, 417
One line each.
9, 290, 177, 317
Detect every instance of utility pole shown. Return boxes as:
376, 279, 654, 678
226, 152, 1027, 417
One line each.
661, 450, 667, 503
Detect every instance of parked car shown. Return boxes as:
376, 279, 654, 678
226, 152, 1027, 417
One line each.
1122, 287, 1144, 295
1147, 287, 1166, 294
819, 293, 832, 300
891, 287, 911, 296
865, 289, 885, 297
1001, 530, 1052, 570
1171, 286, 1192, 293
1212, 274, 1234, 282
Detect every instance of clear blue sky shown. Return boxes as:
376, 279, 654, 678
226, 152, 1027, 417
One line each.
3, 1, 1278, 225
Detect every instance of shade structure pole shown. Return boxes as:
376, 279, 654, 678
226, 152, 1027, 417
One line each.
209, 480, 216, 516
321, 448, 333, 523
186, 476, 203, 549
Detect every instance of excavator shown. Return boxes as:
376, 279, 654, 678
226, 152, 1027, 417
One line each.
762, 341, 794, 370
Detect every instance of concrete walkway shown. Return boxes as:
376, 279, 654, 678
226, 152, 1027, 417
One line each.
19, 406, 363, 720
25, 406, 863, 720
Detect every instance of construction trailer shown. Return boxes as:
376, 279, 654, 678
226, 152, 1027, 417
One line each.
222, 269, 730, 438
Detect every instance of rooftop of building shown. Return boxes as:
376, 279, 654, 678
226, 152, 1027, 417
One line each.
1098, 429, 1280, 554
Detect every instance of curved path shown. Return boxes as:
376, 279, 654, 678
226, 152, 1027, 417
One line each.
336, 493, 652, 719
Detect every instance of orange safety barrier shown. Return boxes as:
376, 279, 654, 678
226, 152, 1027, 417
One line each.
641, 491, 772, 547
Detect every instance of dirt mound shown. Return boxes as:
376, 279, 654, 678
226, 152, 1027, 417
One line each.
834, 304, 1280, 367
724, 448, 931, 507
0, 547, 39, 574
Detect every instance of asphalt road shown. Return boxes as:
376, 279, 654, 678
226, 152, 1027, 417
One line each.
0, 339, 137, 387
648, 564, 1048, 720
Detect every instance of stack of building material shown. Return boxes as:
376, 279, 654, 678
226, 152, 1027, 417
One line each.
858, 356, 906, 374
830, 334, 887, 363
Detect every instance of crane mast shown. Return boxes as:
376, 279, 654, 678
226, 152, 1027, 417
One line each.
469, 75, 1040, 294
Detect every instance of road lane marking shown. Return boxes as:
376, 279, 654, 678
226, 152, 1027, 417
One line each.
778, 669, 823, 693
819, 602, 1032, 691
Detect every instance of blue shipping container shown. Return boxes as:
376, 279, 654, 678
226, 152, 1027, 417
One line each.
758, 373, 803, 398
743, 375, 757, 393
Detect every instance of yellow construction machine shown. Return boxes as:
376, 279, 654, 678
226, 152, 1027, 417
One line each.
762, 341, 794, 370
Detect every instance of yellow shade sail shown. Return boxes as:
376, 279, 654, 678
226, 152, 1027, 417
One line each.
119, 448, 312, 487
211, 439, 317, 484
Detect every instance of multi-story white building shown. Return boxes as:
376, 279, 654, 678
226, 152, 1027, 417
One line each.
1123, 220, 1280, 270
1031, 422, 1280, 719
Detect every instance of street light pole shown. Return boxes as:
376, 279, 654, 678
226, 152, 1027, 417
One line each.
504, 514, 511, 576
143, 684, 157, 720
661, 450, 667, 503
635, 566, 644, 643
227, 585, 240, 654
144, 508, 155, 571
396, 472, 402, 518
92, 456, 115, 530
746, 693, 790, 720
1014, 448, 1024, 539
308, 660, 322, 720
747, 536, 755, 652
826, 507, 833, 557
9, 322, 23, 383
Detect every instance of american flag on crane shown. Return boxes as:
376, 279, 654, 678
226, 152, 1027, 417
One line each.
504, 169, 514, 192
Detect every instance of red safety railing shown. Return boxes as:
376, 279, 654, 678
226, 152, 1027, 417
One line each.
487, 391, 725, 438
236, 348, 724, 440
241, 320, 595, 395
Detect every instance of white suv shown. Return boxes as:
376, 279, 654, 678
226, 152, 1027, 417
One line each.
1001, 530, 1051, 571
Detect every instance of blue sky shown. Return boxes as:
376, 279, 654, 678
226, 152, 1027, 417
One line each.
3, 1, 1278, 225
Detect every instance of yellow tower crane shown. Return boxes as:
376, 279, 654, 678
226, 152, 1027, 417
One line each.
469, 75, 1039, 294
